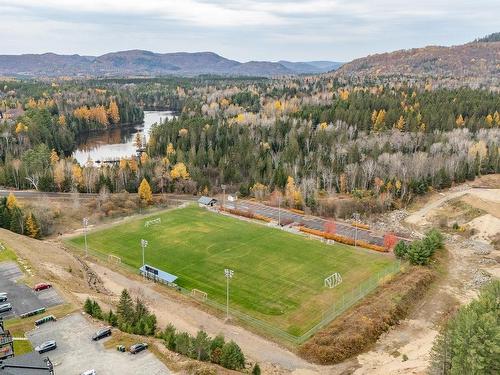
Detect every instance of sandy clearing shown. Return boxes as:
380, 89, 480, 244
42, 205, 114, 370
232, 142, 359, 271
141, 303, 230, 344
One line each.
468, 214, 500, 242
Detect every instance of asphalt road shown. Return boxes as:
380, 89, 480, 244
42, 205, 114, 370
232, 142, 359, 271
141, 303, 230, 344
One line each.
0, 189, 197, 202
225, 200, 389, 247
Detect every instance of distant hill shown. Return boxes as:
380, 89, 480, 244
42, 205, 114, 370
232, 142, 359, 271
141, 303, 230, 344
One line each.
278, 60, 343, 74
474, 32, 500, 43
0, 50, 341, 77
334, 37, 499, 85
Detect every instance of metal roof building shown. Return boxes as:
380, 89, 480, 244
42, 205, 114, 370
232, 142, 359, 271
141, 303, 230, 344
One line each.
139, 264, 178, 284
197, 196, 217, 207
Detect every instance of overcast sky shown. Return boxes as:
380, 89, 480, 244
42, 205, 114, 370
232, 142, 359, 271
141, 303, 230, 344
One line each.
0, 0, 498, 62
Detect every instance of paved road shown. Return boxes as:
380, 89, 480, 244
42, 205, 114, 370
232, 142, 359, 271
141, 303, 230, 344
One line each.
0, 189, 197, 202
225, 200, 389, 246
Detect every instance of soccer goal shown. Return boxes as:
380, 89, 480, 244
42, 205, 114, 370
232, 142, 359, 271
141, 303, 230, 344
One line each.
108, 254, 122, 264
145, 217, 161, 228
191, 288, 208, 301
324, 272, 342, 288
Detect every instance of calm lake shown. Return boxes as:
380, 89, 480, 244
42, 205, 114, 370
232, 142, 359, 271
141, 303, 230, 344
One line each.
72, 110, 174, 165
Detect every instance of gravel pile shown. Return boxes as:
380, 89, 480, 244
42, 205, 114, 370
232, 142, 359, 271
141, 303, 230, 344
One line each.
468, 269, 492, 289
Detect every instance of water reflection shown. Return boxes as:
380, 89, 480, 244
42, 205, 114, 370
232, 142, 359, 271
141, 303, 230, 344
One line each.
72, 110, 174, 165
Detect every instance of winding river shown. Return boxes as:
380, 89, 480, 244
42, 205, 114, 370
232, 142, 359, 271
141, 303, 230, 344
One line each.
72, 110, 174, 165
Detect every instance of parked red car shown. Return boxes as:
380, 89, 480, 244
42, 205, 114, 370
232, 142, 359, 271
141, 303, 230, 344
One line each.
33, 283, 52, 292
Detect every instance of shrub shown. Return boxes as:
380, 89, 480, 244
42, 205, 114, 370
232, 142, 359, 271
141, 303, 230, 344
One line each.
394, 240, 409, 259
252, 363, 261, 375
406, 240, 433, 265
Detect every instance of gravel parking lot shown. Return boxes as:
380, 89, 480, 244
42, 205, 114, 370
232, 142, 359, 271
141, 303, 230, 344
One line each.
0, 261, 63, 318
28, 313, 170, 375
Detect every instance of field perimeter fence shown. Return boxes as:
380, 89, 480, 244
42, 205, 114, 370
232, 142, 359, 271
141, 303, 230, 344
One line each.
74, 243, 400, 345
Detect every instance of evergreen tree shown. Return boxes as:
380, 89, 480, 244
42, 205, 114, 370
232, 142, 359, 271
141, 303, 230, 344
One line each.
116, 289, 134, 327
192, 330, 211, 361
220, 341, 245, 370
252, 363, 261, 375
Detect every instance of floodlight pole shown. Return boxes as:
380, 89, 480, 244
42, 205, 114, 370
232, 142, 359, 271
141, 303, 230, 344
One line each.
224, 268, 234, 321
141, 239, 148, 269
83, 217, 89, 257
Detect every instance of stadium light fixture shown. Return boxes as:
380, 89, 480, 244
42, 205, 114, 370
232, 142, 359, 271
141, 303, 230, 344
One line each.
224, 268, 234, 320
141, 239, 148, 268
83, 217, 89, 257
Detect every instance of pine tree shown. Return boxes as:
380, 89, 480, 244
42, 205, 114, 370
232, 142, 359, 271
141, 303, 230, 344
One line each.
192, 330, 211, 361
252, 363, 261, 375
84, 297, 93, 315
116, 289, 134, 326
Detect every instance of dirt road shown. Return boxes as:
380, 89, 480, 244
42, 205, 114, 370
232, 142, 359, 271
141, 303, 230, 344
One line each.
351, 182, 500, 374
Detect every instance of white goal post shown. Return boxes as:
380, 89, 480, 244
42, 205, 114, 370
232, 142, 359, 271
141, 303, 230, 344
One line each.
107, 254, 122, 264
145, 217, 161, 227
324, 272, 342, 288
191, 288, 208, 301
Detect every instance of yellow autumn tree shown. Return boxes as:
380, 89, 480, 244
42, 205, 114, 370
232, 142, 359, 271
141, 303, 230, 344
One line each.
485, 114, 493, 127
456, 114, 465, 127
395, 116, 405, 131
6, 193, 18, 210
25, 212, 40, 239
72, 164, 83, 187
134, 133, 143, 149
285, 176, 303, 208
166, 143, 176, 156
170, 163, 189, 180
107, 101, 120, 124
338, 89, 349, 101
50, 149, 59, 165
494, 111, 500, 126
138, 178, 153, 204
58, 114, 67, 126
140, 152, 149, 164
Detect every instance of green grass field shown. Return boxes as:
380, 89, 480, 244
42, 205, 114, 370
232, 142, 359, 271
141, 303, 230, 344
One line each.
68, 205, 396, 335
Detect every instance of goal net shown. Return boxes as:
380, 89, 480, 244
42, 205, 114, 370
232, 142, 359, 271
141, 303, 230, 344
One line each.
191, 288, 208, 301
108, 254, 122, 264
324, 272, 342, 288
145, 217, 161, 228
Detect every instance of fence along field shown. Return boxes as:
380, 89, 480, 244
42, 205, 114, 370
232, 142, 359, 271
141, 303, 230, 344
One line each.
68, 205, 398, 341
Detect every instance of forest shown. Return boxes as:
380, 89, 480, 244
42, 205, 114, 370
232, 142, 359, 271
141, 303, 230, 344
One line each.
0, 76, 498, 227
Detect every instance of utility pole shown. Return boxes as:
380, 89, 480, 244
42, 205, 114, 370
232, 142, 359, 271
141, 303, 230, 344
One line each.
221, 184, 226, 209
352, 212, 360, 248
224, 268, 234, 321
141, 239, 148, 269
278, 195, 281, 226
83, 217, 89, 257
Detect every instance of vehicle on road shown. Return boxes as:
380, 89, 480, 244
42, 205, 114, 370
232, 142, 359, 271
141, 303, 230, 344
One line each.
92, 327, 112, 341
129, 343, 148, 354
80, 370, 96, 375
35, 340, 57, 354
0, 303, 12, 313
33, 283, 52, 291
0, 292, 7, 302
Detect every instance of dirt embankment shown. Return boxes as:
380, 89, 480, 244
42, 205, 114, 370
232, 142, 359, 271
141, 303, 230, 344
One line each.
299, 266, 435, 365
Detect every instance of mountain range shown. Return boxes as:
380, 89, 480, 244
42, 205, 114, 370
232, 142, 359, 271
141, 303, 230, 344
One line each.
334, 36, 499, 84
0, 50, 342, 77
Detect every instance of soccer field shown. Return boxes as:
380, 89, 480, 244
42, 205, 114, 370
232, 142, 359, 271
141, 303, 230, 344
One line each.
68, 205, 397, 335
